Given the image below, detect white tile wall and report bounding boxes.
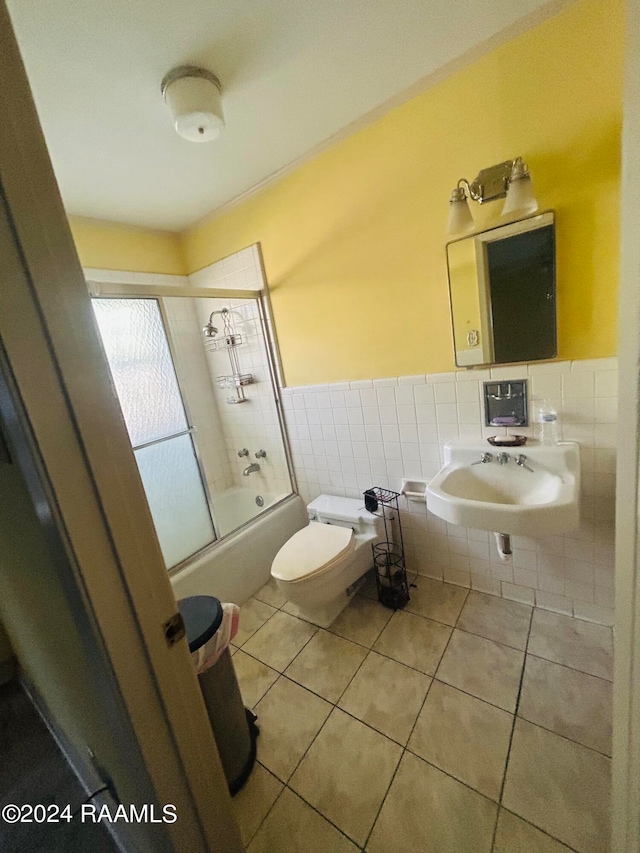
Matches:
[188,245,264,291]
[162,298,233,494]
[189,247,291,499]
[282,358,617,626]
[195,295,291,498]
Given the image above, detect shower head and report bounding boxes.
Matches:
[202,322,218,338]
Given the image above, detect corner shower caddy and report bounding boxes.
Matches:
[203,307,253,404]
[364,487,410,610]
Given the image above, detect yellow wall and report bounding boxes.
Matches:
[69,216,186,276]
[182,0,623,386]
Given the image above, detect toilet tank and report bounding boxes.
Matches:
[307,495,381,534]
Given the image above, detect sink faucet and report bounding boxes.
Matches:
[515,454,534,472]
[243,462,260,476]
[496,452,511,465]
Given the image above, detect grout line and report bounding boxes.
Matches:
[332,646,373,708]
[452,622,531,653]
[240,776,288,847]
[401,743,503,807]
[491,606,534,851]
[361,745,405,850]
[514,710,612,759]
[527,651,613,684]
[235,606,281,647]
[402,666,438,748]
[496,806,582,853]
[281,783,367,849]
[330,693,417,749]
[524,649,613,683]
[421,676,516,717]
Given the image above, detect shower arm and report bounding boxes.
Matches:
[205,308,244,327]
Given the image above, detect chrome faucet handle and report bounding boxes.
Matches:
[515,454,534,472]
[472,452,493,465]
[255,449,267,458]
[496,452,511,465]
[238,448,249,457]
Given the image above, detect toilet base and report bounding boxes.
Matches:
[283,589,354,629]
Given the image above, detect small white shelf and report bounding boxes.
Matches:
[401,479,427,503]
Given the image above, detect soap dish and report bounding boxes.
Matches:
[401,479,427,503]
[487,435,528,447]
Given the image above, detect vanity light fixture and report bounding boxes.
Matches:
[161,65,224,142]
[446,157,538,235]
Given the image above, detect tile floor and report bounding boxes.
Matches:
[230,574,613,853]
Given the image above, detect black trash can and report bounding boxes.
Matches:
[178,595,258,795]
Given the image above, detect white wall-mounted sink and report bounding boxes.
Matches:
[426,440,580,536]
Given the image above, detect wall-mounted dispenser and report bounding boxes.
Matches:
[483,380,528,427]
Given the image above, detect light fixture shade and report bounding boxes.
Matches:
[501,170,538,217]
[162,66,224,142]
[447,195,474,236]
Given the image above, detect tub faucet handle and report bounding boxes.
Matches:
[238,448,249,457]
[255,449,267,458]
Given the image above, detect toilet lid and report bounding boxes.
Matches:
[271,522,354,582]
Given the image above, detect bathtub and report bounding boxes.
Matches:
[170,492,308,605]
[211,486,288,538]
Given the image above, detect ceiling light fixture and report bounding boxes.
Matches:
[161,65,224,143]
[446,157,538,236]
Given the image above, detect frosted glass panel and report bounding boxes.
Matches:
[92,298,187,446]
[135,434,215,567]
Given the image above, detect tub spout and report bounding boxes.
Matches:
[243,463,260,476]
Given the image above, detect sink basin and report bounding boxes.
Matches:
[426,440,580,536]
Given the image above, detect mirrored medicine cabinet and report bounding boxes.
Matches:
[446,211,556,367]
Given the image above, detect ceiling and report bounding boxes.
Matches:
[8,0,557,231]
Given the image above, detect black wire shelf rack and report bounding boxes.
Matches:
[363,487,410,610]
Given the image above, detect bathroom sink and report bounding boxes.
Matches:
[426,440,580,536]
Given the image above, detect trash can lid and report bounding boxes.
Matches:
[178,596,223,653]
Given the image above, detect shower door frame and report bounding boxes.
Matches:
[86,280,299,566]
[91,294,220,565]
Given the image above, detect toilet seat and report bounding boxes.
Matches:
[271,522,354,583]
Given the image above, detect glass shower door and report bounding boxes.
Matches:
[92,297,216,568]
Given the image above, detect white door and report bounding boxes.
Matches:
[0,4,243,851]
[612,2,640,850]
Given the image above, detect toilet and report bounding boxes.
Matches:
[270,494,384,628]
